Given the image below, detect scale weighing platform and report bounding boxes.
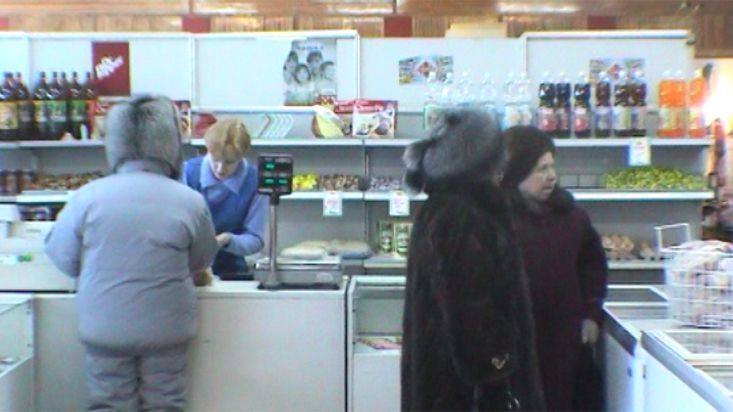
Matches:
[253,153,342,290]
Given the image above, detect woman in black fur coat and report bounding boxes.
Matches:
[401,108,545,412]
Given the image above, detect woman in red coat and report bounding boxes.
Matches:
[502,126,608,411]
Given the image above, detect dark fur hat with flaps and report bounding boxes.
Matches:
[403,107,504,192]
[105,94,183,179]
[501,126,555,189]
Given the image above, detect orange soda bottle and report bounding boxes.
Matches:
[658,71,675,137]
[688,69,707,138]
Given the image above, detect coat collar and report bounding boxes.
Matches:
[506,186,575,216]
[200,156,247,194]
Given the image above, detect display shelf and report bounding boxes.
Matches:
[607,260,665,271]
[554,138,712,148]
[569,190,714,201]
[15,192,72,204]
[363,139,419,147]
[354,341,401,357]
[363,192,427,201]
[285,191,364,200]
[364,256,663,272]
[363,255,407,269]
[191,106,322,114]
[188,138,364,147]
[0,196,17,203]
[3,137,708,150]
[18,140,105,148]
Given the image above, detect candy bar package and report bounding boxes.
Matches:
[173,100,192,137]
[352,100,398,138]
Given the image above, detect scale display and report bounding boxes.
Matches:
[257,154,293,196]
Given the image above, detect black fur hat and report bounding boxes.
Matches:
[402,107,504,192]
[502,126,555,189]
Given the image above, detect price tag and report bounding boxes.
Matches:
[323,191,343,217]
[628,137,651,166]
[389,190,410,216]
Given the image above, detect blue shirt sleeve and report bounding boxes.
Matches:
[222,193,268,256]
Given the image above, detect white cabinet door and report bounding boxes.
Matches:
[644,356,717,412]
[353,352,400,412]
[605,332,638,412]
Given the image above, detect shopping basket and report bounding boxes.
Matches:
[655,223,733,328]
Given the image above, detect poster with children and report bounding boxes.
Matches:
[283,39,337,106]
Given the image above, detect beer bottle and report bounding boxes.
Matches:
[33,72,51,140]
[69,72,85,140]
[48,72,68,140]
[0,72,19,142]
[14,73,33,141]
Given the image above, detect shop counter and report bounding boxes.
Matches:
[0,294,33,412]
[29,280,346,412]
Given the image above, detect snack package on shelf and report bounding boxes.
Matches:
[311,105,347,138]
[368,176,403,192]
[172,100,192,137]
[602,234,637,260]
[318,174,362,191]
[358,336,402,350]
[90,100,116,140]
[352,100,398,138]
[24,172,104,192]
[664,240,733,328]
[312,100,358,138]
[292,173,319,191]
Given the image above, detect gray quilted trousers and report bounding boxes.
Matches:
[83,344,189,412]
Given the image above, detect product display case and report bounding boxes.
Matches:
[0,294,34,412]
[642,330,733,412]
[347,276,404,412]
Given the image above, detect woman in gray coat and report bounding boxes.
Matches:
[45,95,219,411]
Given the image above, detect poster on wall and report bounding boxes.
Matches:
[283,39,337,106]
[589,58,645,83]
[92,42,131,96]
[398,55,454,85]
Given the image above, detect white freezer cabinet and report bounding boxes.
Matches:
[0,294,34,412]
[347,276,405,412]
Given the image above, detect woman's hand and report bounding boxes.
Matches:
[216,232,232,247]
[581,319,599,345]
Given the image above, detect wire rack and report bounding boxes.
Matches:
[656,223,733,328]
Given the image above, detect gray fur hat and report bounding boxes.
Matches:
[403,107,504,192]
[105,95,183,178]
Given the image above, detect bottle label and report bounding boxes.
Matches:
[537,107,557,132]
[519,105,533,127]
[631,106,647,132]
[613,106,631,131]
[34,101,49,123]
[0,102,19,130]
[689,107,706,131]
[595,106,612,132]
[573,107,590,133]
[70,100,86,122]
[18,101,33,124]
[49,101,68,123]
[658,107,674,131]
[503,105,521,130]
[556,107,571,131]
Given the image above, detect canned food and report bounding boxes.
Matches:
[394,222,413,258]
[378,220,394,255]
